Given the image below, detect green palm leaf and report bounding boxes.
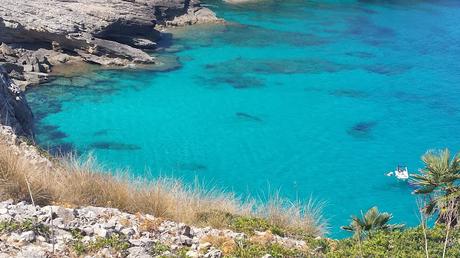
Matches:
[341,206,404,239]
[412,149,460,223]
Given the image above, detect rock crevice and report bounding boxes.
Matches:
[0,66,33,137]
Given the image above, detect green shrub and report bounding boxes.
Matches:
[328,226,460,257]
[151,242,170,256]
[70,231,130,255]
[228,240,308,258]
[0,219,50,238]
[231,216,285,236]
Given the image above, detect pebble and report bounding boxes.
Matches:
[19,231,35,242]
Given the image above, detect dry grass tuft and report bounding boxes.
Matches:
[0,141,326,237]
[0,146,53,205]
[257,193,328,237]
[201,234,237,255]
[249,231,275,246]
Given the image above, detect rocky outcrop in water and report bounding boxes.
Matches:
[0,66,33,137]
[0,0,221,87]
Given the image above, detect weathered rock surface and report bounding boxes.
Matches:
[0,66,33,137]
[0,0,221,87]
[0,201,307,258]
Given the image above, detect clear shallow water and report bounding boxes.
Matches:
[27,0,460,237]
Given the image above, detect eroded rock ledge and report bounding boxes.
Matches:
[0,0,221,88]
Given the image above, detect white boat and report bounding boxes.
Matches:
[386,165,409,180]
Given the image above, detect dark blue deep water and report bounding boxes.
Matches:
[26,0,460,236]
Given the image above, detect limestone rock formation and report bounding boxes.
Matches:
[0,0,221,86]
[0,65,33,137]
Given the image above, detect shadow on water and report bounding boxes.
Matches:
[196,74,265,89]
[345,51,376,59]
[47,131,68,140]
[365,64,412,75]
[347,121,378,139]
[345,16,395,46]
[330,89,370,99]
[89,142,141,151]
[392,91,459,116]
[236,112,263,122]
[218,24,330,47]
[304,86,373,100]
[200,58,351,89]
[211,58,349,74]
[177,163,208,172]
[93,129,109,136]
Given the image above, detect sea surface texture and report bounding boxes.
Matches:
[26,0,460,236]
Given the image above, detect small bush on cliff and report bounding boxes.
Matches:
[229,239,308,258]
[341,206,404,239]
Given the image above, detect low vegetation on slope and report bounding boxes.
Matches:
[0,138,326,240]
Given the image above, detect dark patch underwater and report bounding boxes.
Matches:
[89,141,141,151]
[347,121,378,139]
[236,112,263,122]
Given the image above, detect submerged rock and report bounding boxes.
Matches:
[236,112,263,122]
[89,141,141,151]
[178,162,208,171]
[347,121,378,138]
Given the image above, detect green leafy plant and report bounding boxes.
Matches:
[341,207,404,239]
[412,149,460,224]
[70,231,130,255]
[0,219,50,238]
[330,226,460,257]
[229,239,307,258]
[231,216,285,236]
[151,242,170,256]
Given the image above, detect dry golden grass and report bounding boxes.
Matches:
[257,193,327,237]
[249,231,275,246]
[0,141,327,237]
[201,234,237,255]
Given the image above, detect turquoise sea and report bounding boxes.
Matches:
[26,0,460,237]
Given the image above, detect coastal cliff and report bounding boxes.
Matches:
[0,0,220,88]
[0,66,33,137]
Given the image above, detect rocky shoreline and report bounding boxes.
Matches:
[0,0,222,89]
[0,0,223,138]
